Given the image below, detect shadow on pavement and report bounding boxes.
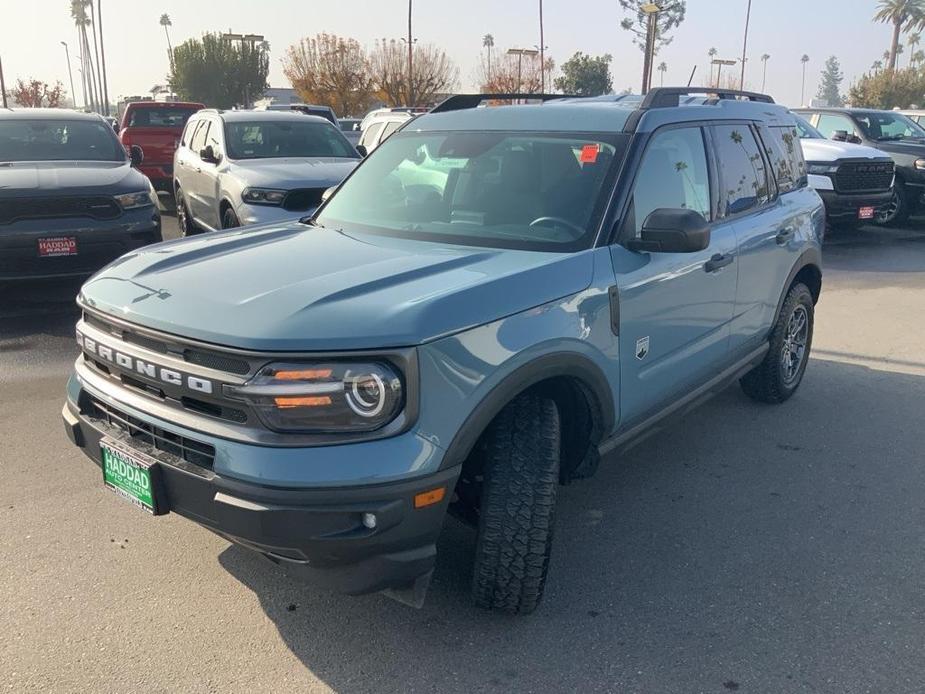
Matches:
[217,358,925,693]
[823,221,925,275]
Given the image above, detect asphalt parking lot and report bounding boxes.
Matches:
[2,213,924,693]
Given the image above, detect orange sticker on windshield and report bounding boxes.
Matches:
[580,144,600,163]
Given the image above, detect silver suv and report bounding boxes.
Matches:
[173,110,360,233]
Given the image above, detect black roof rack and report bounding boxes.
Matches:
[640,87,774,109]
[430,93,578,114]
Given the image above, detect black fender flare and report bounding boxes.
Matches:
[774,248,822,322]
[441,351,617,468]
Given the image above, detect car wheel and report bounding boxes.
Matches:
[222,207,240,229]
[176,189,198,237]
[740,282,814,404]
[471,393,560,615]
[874,183,909,226]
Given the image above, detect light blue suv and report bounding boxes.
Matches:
[63,88,823,615]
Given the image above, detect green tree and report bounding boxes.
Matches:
[169,32,269,108]
[553,52,613,96]
[849,66,925,108]
[618,1,687,54]
[874,0,925,70]
[816,55,844,106]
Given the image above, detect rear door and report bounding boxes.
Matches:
[611,124,738,425]
[183,119,213,225]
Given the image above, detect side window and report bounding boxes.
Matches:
[712,125,771,216]
[629,126,711,236]
[757,124,807,193]
[189,120,210,154]
[360,122,385,148]
[380,120,403,143]
[206,119,222,153]
[180,119,197,147]
[815,113,856,139]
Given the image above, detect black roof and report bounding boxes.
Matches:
[0,108,105,121]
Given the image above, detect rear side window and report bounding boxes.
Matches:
[360,122,385,148]
[758,125,807,193]
[712,125,771,216]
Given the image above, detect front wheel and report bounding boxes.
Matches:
[222,207,240,229]
[175,189,198,237]
[471,394,560,615]
[874,183,910,226]
[740,283,814,404]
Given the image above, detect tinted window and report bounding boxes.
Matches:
[225,120,357,159]
[360,122,385,148]
[814,113,857,139]
[189,120,210,153]
[316,131,626,252]
[793,115,823,139]
[630,127,711,235]
[758,124,807,193]
[127,107,198,128]
[380,120,403,142]
[853,110,925,141]
[0,119,124,162]
[713,125,771,215]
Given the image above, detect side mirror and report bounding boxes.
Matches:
[355,144,368,157]
[831,130,849,142]
[129,144,144,167]
[321,186,337,203]
[626,208,710,253]
[200,144,220,164]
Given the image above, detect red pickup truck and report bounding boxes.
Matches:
[119,101,203,193]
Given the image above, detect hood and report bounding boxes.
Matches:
[800,138,891,162]
[79,223,593,351]
[228,158,359,190]
[0,161,147,198]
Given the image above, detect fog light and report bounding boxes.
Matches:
[362,512,377,529]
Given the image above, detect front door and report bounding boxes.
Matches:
[611,125,738,426]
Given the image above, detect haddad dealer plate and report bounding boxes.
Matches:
[100,437,164,515]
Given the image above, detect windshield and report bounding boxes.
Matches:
[0,119,125,162]
[793,115,823,139]
[224,120,358,160]
[854,111,925,141]
[127,107,198,128]
[315,130,626,251]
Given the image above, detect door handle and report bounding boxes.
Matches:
[194,166,202,173]
[704,253,734,273]
[776,226,795,245]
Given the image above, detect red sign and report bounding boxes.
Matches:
[858,206,875,220]
[579,144,600,163]
[37,237,78,257]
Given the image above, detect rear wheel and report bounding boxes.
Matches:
[740,282,814,404]
[471,394,560,615]
[175,189,198,237]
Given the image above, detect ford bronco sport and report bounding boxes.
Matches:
[63,88,823,615]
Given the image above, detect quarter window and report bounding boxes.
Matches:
[360,122,385,148]
[629,126,711,236]
[712,125,771,216]
[758,124,807,193]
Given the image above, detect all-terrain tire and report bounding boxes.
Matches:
[472,394,560,615]
[175,188,198,237]
[740,282,814,404]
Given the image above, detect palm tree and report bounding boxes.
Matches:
[874,0,925,70]
[482,33,494,86]
[800,54,810,105]
[70,0,98,112]
[872,59,884,73]
[160,14,173,69]
[708,47,717,86]
[915,49,925,66]
[657,61,667,86]
[760,53,770,92]
[909,31,922,66]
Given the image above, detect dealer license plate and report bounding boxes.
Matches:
[858,206,875,220]
[38,236,78,256]
[101,437,162,515]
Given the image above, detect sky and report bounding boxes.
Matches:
[1,0,898,109]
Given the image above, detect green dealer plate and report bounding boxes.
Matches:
[101,437,162,515]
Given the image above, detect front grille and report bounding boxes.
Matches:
[282,188,325,211]
[83,394,215,470]
[0,195,121,225]
[835,161,894,193]
[183,348,251,375]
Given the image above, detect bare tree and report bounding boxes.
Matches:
[370,39,457,106]
[283,34,376,116]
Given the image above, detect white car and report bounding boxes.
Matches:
[793,114,895,228]
[173,110,360,233]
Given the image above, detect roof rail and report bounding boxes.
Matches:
[430,93,578,114]
[640,87,774,109]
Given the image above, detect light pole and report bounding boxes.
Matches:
[407,0,414,105]
[711,58,737,89]
[61,41,78,108]
[0,55,7,109]
[538,0,545,92]
[760,53,770,92]
[740,0,752,90]
[800,54,810,105]
[507,48,539,95]
[97,0,109,115]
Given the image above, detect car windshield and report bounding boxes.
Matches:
[0,118,125,162]
[853,111,925,141]
[793,115,823,139]
[315,130,626,252]
[127,107,198,128]
[225,120,358,160]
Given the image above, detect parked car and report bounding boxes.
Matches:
[792,114,894,229]
[119,101,203,193]
[898,108,925,125]
[357,111,416,154]
[795,107,925,225]
[359,106,428,132]
[0,109,161,281]
[254,103,339,127]
[340,118,361,146]
[173,109,360,233]
[64,88,822,615]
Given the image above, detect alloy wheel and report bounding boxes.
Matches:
[780,305,809,385]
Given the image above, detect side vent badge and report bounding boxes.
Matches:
[635,336,650,361]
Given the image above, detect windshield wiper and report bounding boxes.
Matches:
[877,135,905,141]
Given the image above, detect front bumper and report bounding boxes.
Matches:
[816,188,892,220]
[62,389,458,597]
[0,211,161,281]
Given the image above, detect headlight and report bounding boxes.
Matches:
[226,361,403,432]
[114,190,154,209]
[242,188,287,206]
[806,163,838,175]
[915,159,925,170]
